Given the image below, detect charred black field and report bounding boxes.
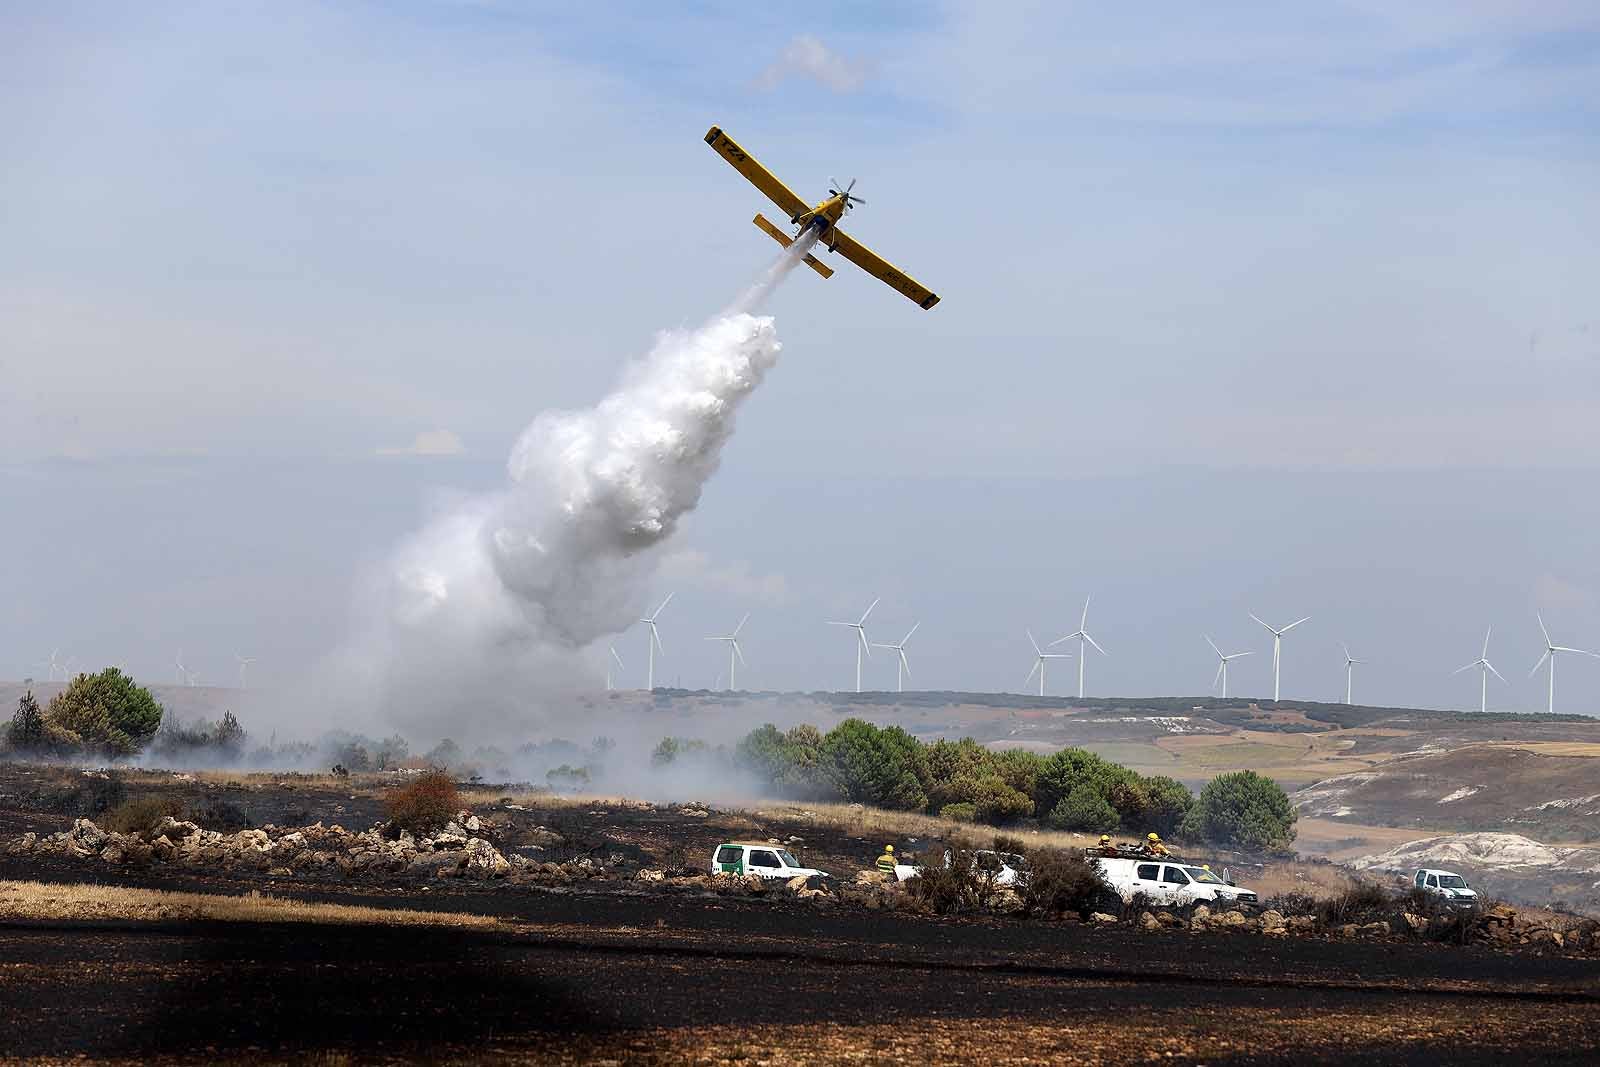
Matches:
[3,763,1599,1066]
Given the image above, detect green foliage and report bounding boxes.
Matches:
[1179,770,1297,852]
[939,802,977,822]
[7,690,46,751]
[1142,775,1194,836]
[1048,785,1120,831]
[816,719,928,811]
[546,764,591,790]
[374,734,410,770]
[44,669,163,756]
[651,736,710,767]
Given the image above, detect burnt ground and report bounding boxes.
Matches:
[5,766,1600,1064]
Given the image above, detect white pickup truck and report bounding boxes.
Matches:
[1413,868,1480,908]
[710,841,829,881]
[1092,855,1259,908]
[894,849,1030,886]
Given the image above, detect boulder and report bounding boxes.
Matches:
[1190,904,1212,927]
[1403,912,1427,934]
[638,869,667,883]
[234,829,271,851]
[1287,916,1316,933]
[1090,912,1119,924]
[1259,910,1285,931]
[8,832,38,855]
[1340,924,1360,938]
[463,838,511,879]
[1216,910,1250,929]
[267,867,293,878]
[1139,911,1161,932]
[71,819,109,852]
[154,817,200,841]
[1361,921,1391,937]
[1155,911,1180,928]
[525,828,563,849]
[99,844,126,865]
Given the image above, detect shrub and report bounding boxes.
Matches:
[384,770,459,837]
[1315,882,1391,927]
[939,802,977,822]
[103,795,184,835]
[1142,775,1194,836]
[903,847,1002,915]
[1048,785,1119,831]
[1179,770,1297,851]
[817,719,928,811]
[43,669,164,756]
[7,691,46,751]
[1018,848,1112,919]
[186,796,251,831]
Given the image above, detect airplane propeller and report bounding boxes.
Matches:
[827,176,867,211]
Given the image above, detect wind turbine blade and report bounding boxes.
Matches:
[899,650,911,677]
[1047,635,1072,647]
[1232,650,1254,659]
[652,624,664,653]
[1453,662,1476,675]
[1554,646,1597,656]
[734,641,746,665]
[1027,629,1041,655]
[1282,617,1310,633]
[1249,613,1272,632]
[826,621,852,627]
[1205,635,1222,658]
[652,592,674,620]
[1530,649,1550,677]
[734,612,749,637]
[1538,613,1551,647]
[1342,643,1351,661]
[902,621,919,645]
[610,646,624,666]
[1213,662,1224,688]
[1482,626,1492,659]
[858,597,880,625]
[859,629,872,657]
[1025,659,1040,684]
[1080,595,1091,630]
[1083,632,1108,656]
[1486,661,1506,683]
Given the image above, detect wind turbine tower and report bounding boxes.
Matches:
[638,593,673,690]
[1341,644,1364,705]
[1250,613,1310,701]
[827,597,878,693]
[1454,626,1504,714]
[872,622,919,694]
[236,654,256,689]
[1204,636,1253,699]
[1049,596,1107,698]
[705,613,749,690]
[1530,614,1598,715]
[1025,630,1072,697]
[605,645,623,691]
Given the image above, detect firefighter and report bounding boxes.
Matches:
[875,844,897,877]
[1097,833,1119,856]
[1144,832,1170,857]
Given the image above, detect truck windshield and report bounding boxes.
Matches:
[1437,875,1468,889]
[778,850,801,868]
[1183,867,1224,884]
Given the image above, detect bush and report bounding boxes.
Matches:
[103,795,184,835]
[1315,882,1391,927]
[939,802,977,822]
[384,770,459,836]
[43,670,164,756]
[186,796,251,831]
[1018,848,1112,919]
[1179,770,1297,851]
[903,847,1003,915]
[7,691,46,751]
[1048,785,1120,831]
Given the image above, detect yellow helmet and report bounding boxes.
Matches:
[884,844,894,853]
[1099,834,1111,843]
[1148,833,1160,842]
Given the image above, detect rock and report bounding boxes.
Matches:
[1262,925,1288,937]
[1259,909,1285,931]
[678,807,709,818]
[267,867,293,878]
[1155,911,1180,927]
[1090,912,1119,924]
[1340,924,1360,938]
[1288,915,1316,933]
[1361,921,1391,937]
[234,829,271,851]
[1139,911,1161,931]
[8,832,37,854]
[1191,904,1212,926]
[638,869,667,883]
[464,815,482,833]
[463,838,511,879]
[430,829,468,851]
[99,844,126,865]
[154,817,200,841]
[525,828,563,848]
[122,841,153,866]
[1217,910,1250,929]
[71,819,108,851]
[1403,912,1427,934]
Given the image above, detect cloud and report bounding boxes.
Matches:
[376,429,466,457]
[753,35,872,94]
[658,548,788,605]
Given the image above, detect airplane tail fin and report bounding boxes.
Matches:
[753,214,833,279]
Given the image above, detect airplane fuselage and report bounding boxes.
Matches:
[791,194,850,246]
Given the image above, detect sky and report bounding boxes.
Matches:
[4,2,1600,734]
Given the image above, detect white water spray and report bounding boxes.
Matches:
[344,231,822,731]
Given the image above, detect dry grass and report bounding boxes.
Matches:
[1245,860,1363,901]
[750,800,1116,853]
[0,880,502,929]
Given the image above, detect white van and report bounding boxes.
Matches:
[1413,868,1479,908]
[709,841,828,881]
[1093,856,1259,908]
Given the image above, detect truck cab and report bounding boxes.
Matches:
[1414,868,1479,908]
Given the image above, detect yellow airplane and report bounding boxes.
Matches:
[704,126,940,310]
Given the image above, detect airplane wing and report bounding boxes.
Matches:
[828,228,940,309]
[705,126,809,222]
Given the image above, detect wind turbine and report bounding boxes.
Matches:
[638,593,673,690]
[1530,614,1598,715]
[705,613,749,690]
[1341,644,1364,705]
[605,645,624,691]
[1454,626,1504,714]
[236,654,256,689]
[827,597,878,693]
[1049,596,1107,698]
[1204,636,1253,699]
[175,650,189,687]
[1024,630,1072,697]
[872,622,919,693]
[42,649,64,682]
[1250,613,1310,701]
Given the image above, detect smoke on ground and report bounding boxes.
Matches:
[326,231,823,748]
